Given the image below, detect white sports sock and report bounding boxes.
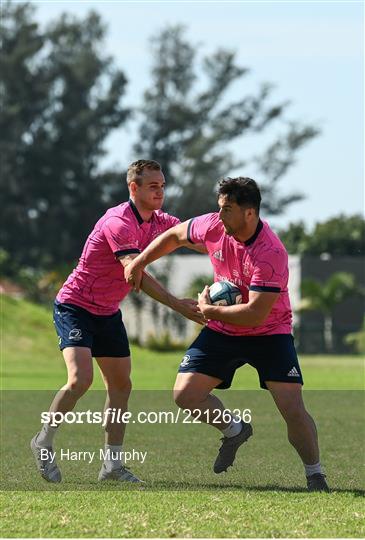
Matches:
[37,424,58,447]
[304,462,323,476]
[104,444,123,471]
[221,416,242,438]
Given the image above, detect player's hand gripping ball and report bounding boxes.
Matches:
[208,281,242,306]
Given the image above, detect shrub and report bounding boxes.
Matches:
[144,331,187,352]
[344,317,365,354]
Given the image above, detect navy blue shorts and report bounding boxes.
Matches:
[178,327,303,390]
[53,301,130,358]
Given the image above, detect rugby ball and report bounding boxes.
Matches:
[208,281,242,306]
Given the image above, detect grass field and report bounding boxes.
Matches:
[1,295,364,538]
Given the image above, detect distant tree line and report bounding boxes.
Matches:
[1,2,130,271]
[1,2,320,274]
[278,215,365,257]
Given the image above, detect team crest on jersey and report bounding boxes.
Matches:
[242,262,251,277]
[213,250,224,262]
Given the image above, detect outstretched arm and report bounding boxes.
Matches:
[119,252,204,325]
[124,221,192,292]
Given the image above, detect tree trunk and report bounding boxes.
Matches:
[324,315,333,352]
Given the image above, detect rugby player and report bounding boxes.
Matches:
[31,160,205,484]
[125,176,330,492]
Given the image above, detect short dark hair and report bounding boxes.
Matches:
[217,177,261,213]
[126,160,162,185]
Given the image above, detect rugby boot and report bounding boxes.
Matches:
[214,420,253,473]
[307,473,330,492]
[98,464,144,484]
[30,433,61,483]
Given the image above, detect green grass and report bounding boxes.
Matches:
[2,490,364,538]
[2,295,363,391]
[1,295,364,538]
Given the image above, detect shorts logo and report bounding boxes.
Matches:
[68,328,82,341]
[287,367,300,377]
[180,354,190,368]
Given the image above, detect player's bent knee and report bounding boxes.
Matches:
[107,377,132,395]
[68,374,93,396]
[173,388,201,410]
[174,394,191,410]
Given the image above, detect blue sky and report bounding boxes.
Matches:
[30,0,363,229]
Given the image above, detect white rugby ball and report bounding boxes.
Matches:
[209,281,242,306]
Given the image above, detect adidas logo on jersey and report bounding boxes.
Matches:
[213,250,224,262]
[287,367,300,377]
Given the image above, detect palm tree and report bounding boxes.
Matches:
[345,316,365,354]
[299,272,362,352]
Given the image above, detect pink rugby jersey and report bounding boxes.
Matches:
[57,200,180,315]
[188,213,293,336]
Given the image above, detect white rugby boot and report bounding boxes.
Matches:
[30,433,61,483]
[98,463,144,484]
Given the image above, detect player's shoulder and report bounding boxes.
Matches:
[259,221,288,255]
[191,212,221,230]
[97,202,135,230]
[107,201,131,218]
[188,213,222,244]
[153,209,180,226]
